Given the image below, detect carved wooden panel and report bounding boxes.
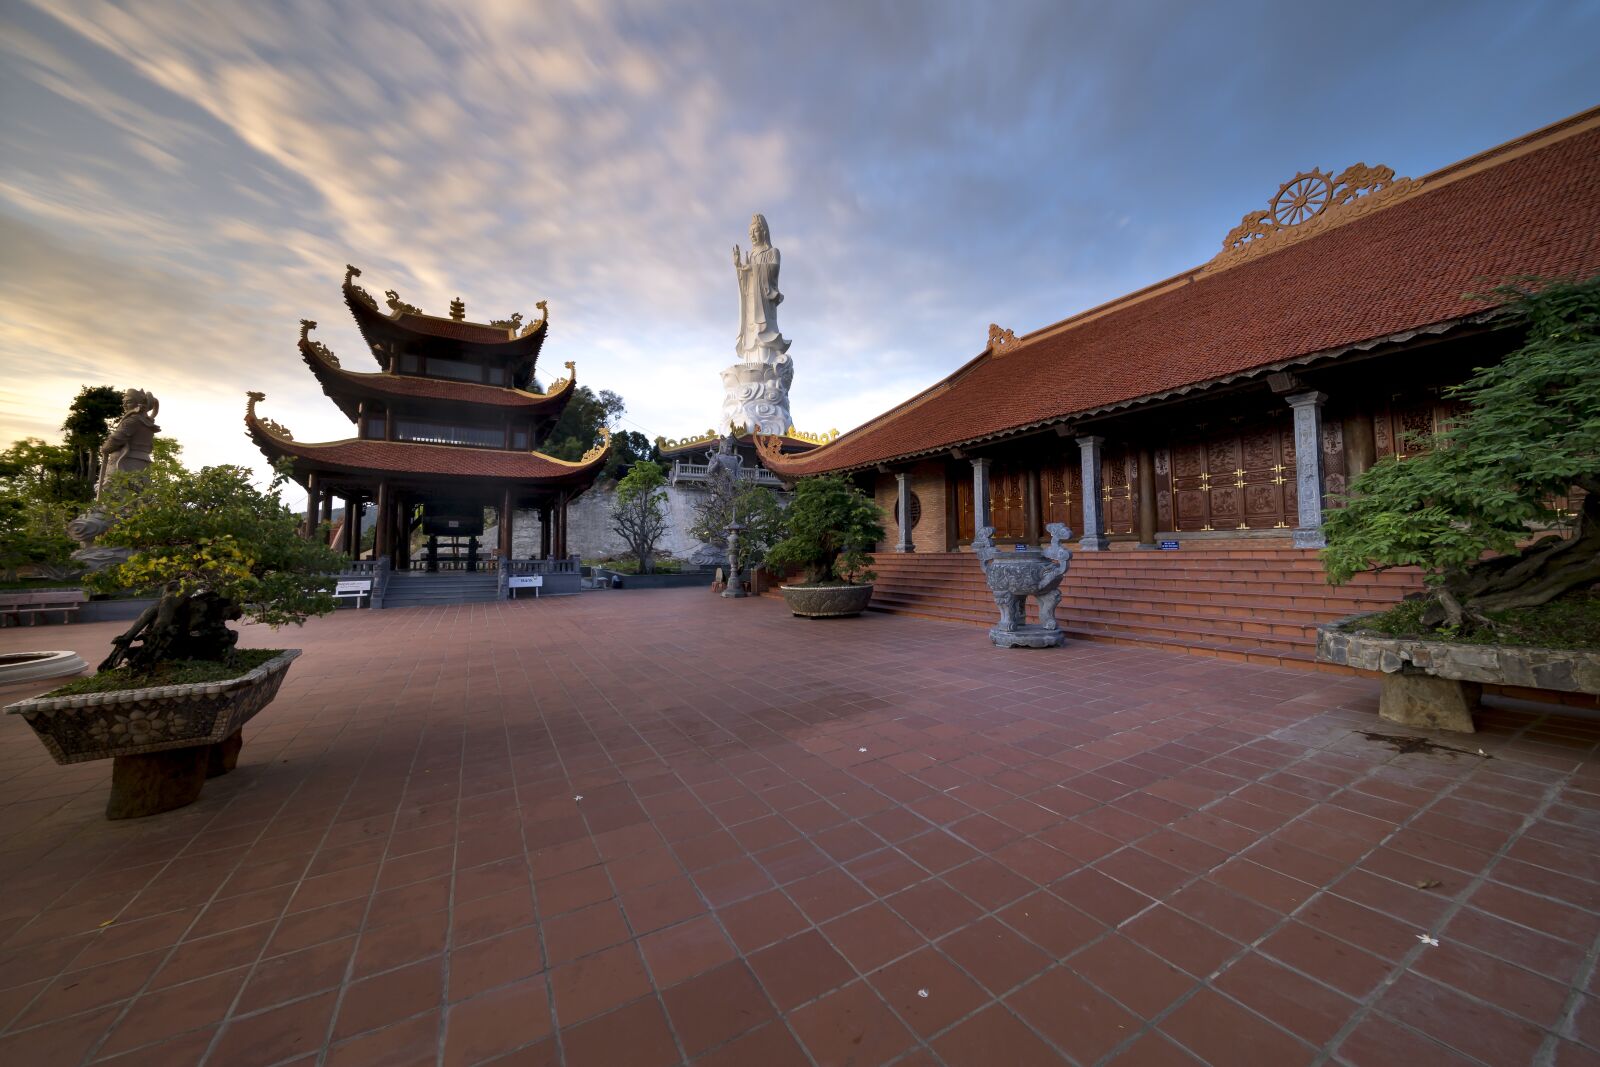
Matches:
[1155,449,1173,529]
[953,474,974,543]
[1041,458,1083,539]
[1169,417,1294,531]
[1103,446,1135,535]
[991,464,1028,541]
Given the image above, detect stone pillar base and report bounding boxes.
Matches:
[1293,527,1327,549]
[1379,674,1480,734]
[1077,536,1110,551]
[895,543,915,553]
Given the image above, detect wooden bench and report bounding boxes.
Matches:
[0,589,85,627]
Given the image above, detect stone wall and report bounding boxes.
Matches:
[509,482,718,563]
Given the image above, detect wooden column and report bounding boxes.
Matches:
[343,494,360,556]
[539,504,552,560]
[1024,468,1042,543]
[304,473,322,539]
[1137,447,1157,546]
[1343,412,1377,481]
[500,488,514,560]
[320,490,334,530]
[374,480,392,561]
[557,493,569,558]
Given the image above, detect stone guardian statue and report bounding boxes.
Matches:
[721,213,795,434]
[67,388,162,572]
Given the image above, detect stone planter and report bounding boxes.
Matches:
[0,651,87,685]
[5,649,301,818]
[1316,614,1600,733]
[780,584,875,618]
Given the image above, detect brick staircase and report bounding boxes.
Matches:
[865,547,1423,668]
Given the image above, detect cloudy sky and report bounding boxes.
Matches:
[2,1,1597,506]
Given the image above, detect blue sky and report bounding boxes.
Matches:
[2,1,1597,501]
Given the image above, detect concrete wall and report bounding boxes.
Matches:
[509,481,718,562]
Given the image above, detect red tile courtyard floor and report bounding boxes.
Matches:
[1,588,1598,1067]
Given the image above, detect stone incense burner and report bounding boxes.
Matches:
[974,523,1073,648]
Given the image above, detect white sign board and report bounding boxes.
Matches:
[508,575,544,589]
[335,580,372,596]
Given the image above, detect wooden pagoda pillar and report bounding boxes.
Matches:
[343,493,361,557]
[539,504,552,560]
[556,493,569,559]
[304,472,322,539]
[374,480,392,561]
[1136,447,1158,546]
[500,488,515,561]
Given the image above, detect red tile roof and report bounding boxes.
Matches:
[245,395,608,485]
[763,108,1600,476]
[299,336,575,416]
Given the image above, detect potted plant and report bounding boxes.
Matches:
[5,460,345,818]
[1318,277,1600,730]
[765,475,886,617]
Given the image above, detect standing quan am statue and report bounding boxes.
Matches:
[974,523,1073,648]
[66,388,161,572]
[722,213,794,434]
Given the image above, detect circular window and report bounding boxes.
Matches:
[894,491,922,530]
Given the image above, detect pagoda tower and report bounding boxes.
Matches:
[245,265,610,571]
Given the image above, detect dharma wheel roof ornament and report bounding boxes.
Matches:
[1204,162,1423,274]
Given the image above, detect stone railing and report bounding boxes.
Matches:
[669,461,784,488]
[497,556,580,598]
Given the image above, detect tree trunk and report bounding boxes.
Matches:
[99,589,242,673]
[1428,489,1600,630]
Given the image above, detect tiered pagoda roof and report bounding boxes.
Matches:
[758,106,1600,477]
[246,268,610,491]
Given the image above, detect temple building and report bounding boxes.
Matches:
[246,266,610,574]
[756,106,1600,668]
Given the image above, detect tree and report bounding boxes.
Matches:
[88,461,346,672]
[543,386,625,460]
[61,386,124,495]
[0,438,77,504]
[610,460,669,574]
[765,475,886,586]
[0,490,77,580]
[690,476,786,575]
[1324,276,1600,632]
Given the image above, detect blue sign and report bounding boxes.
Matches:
[1159,540,1180,550]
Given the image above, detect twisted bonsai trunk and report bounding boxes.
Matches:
[99,584,242,673]
[1424,479,1600,631]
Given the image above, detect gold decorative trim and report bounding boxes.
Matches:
[1203,163,1425,274]
[385,290,423,316]
[343,264,379,310]
[544,360,576,394]
[521,300,549,337]
[581,427,611,464]
[298,319,339,367]
[245,391,294,440]
[784,427,840,445]
[752,433,790,467]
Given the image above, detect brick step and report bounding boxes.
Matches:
[868,588,1388,629]
[871,559,1419,585]
[868,589,1325,642]
[872,570,1409,602]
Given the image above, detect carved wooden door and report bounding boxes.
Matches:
[1170,420,1294,532]
[953,474,974,543]
[991,464,1028,540]
[1103,446,1135,535]
[1041,458,1083,539]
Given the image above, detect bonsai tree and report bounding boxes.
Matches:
[88,461,346,673]
[765,475,886,586]
[610,460,669,574]
[1324,276,1600,633]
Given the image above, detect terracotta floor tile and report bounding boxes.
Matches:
[823,901,925,973]
[559,995,681,1067]
[659,960,776,1055]
[639,914,736,988]
[1068,933,1197,1019]
[549,942,651,1025]
[1160,987,1315,1066]
[211,990,340,1067]
[3,593,1596,1065]
[333,957,445,1041]
[869,947,989,1037]
[788,980,916,1067]
[443,977,553,1067]
[933,1003,1063,1067]
[749,930,856,1010]
[1008,966,1140,1063]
